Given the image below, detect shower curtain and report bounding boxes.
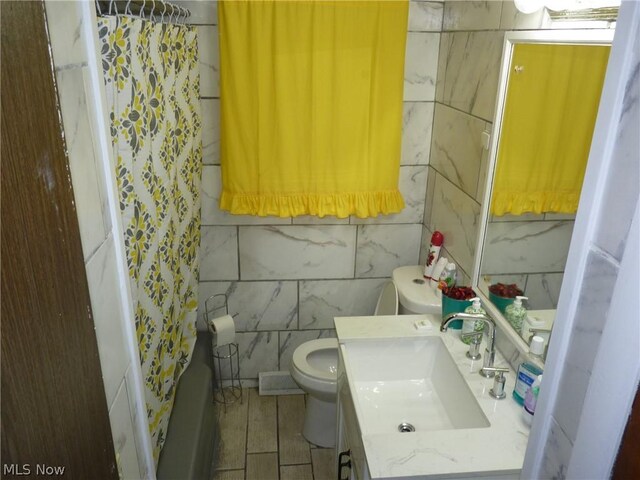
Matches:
[98,16,202,461]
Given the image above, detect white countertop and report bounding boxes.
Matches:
[527,309,555,329]
[335,314,530,479]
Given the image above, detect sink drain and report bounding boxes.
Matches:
[412,278,425,285]
[398,422,415,433]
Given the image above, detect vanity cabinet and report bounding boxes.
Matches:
[336,348,370,480]
[334,315,528,480]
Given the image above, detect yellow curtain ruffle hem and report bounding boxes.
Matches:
[219,189,405,219]
[218,0,408,219]
[491,191,581,217]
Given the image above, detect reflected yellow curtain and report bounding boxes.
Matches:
[219,0,408,218]
[491,44,610,216]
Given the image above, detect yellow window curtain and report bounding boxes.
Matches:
[491,43,610,216]
[219,0,408,218]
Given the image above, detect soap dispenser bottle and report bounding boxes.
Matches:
[461,297,486,345]
[513,339,544,406]
[505,296,528,332]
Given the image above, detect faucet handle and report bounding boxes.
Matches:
[481,366,509,376]
[481,367,509,399]
[461,332,483,360]
[528,328,552,343]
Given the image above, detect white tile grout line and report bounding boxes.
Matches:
[276,394,282,478]
[243,390,250,479]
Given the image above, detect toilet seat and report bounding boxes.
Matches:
[291,338,338,402]
[374,281,399,316]
[288,281,401,448]
[291,338,338,382]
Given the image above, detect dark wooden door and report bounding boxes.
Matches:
[612,386,640,479]
[1,1,118,478]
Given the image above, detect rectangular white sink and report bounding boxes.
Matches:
[343,336,490,435]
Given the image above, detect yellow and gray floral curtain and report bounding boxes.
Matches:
[98,16,202,461]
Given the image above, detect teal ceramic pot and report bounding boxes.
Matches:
[441,295,473,330]
[489,292,516,314]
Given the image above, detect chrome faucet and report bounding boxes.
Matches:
[440,312,497,378]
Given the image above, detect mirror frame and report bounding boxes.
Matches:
[472,29,615,366]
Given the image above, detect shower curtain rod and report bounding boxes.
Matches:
[95,0,191,24]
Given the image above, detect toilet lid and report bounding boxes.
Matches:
[292,338,338,383]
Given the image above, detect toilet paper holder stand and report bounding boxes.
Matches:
[205,294,242,410]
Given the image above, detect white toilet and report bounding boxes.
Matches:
[289,268,440,447]
[391,265,441,314]
[290,281,399,447]
[290,338,339,447]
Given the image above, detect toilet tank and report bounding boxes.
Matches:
[392,266,441,315]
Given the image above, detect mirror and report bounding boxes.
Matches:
[473,30,614,363]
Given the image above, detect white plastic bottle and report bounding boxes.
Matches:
[430,257,448,290]
[436,262,457,299]
[423,231,444,280]
[529,335,545,362]
[462,297,486,344]
[438,262,457,290]
[522,374,543,426]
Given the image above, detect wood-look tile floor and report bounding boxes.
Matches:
[214,389,335,480]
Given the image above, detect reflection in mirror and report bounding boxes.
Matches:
[477,38,611,357]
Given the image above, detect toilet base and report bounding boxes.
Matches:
[302,395,336,448]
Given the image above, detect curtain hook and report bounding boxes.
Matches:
[95,0,103,15]
[112,0,119,15]
[149,0,156,21]
[161,1,167,22]
[169,4,175,23]
[125,0,132,16]
[139,0,146,19]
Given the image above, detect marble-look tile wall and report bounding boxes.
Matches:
[422,2,508,282]
[45,2,146,478]
[482,214,574,309]
[197,2,442,380]
[422,0,612,286]
[421,3,637,477]
[423,4,630,475]
[542,15,639,477]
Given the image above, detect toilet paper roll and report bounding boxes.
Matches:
[210,314,236,346]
